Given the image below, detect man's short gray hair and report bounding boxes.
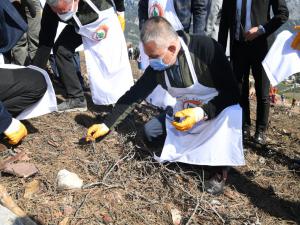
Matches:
[46,0,72,6]
[140,16,178,49]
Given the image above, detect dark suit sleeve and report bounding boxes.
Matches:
[217,0,230,52]
[114,0,125,12]
[0,101,12,134]
[263,0,289,36]
[138,0,149,30]
[103,67,159,129]
[201,40,240,119]
[191,0,208,35]
[32,4,58,69]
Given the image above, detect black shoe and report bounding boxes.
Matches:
[254,130,266,145]
[242,124,251,140]
[57,97,87,112]
[204,177,225,196]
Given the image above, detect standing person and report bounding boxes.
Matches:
[11,0,43,65]
[86,17,244,195]
[218,0,289,144]
[0,0,28,63]
[281,94,285,105]
[33,0,133,112]
[204,0,223,40]
[138,0,208,108]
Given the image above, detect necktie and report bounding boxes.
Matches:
[240,0,247,41]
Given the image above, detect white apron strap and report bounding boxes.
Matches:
[164,37,198,89]
[73,0,101,27]
[0,54,4,65]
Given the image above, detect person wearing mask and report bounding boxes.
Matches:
[86,17,245,195]
[33,0,133,112]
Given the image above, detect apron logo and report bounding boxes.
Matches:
[182,100,203,109]
[149,2,164,17]
[93,25,109,41]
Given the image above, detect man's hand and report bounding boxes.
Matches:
[291,25,300,50]
[22,0,36,18]
[86,123,110,141]
[117,11,125,32]
[172,107,205,131]
[244,27,262,41]
[4,119,28,145]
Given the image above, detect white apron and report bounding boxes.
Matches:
[142,0,183,108]
[154,38,245,166]
[0,54,4,65]
[73,0,133,105]
[0,64,57,120]
[262,30,300,86]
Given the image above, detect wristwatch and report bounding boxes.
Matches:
[258,25,266,35]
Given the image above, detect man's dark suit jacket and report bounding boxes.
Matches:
[218,0,289,53]
[0,0,27,53]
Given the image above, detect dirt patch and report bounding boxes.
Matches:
[0,61,299,225]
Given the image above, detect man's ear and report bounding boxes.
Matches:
[168,44,177,55]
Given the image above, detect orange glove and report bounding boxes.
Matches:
[86,123,109,141]
[4,118,28,145]
[291,25,300,50]
[172,107,205,131]
[117,11,125,32]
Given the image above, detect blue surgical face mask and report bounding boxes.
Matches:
[149,57,170,71]
[57,0,76,21]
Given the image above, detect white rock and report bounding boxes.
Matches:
[57,169,83,190]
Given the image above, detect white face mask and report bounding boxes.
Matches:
[57,0,77,21]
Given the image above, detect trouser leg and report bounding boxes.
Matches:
[53,25,83,98]
[0,68,47,117]
[11,1,28,65]
[232,42,251,126]
[251,40,270,131]
[144,113,166,146]
[252,60,270,131]
[26,0,42,63]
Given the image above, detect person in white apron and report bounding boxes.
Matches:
[32,0,133,111]
[138,0,208,109]
[86,17,244,195]
[0,66,50,145]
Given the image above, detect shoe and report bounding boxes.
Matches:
[204,176,225,196]
[242,124,251,140]
[204,167,229,196]
[57,97,87,112]
[254,129,266,145]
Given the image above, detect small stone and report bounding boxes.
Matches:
[4,163,38,178]
[258,157,266,164]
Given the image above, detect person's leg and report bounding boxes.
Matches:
[26,0,42,64]
[10,1,28,65]
[251,40,270,144]
[232,42,251,136]
[53,25,87,112]
[144,113,166,147]
[0,68,47,117]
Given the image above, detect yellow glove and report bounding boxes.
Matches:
[86,123,110,141]
[291,26,300,50]
[172,107,205,131]
[117,11,125,32]
[4,118,28,145]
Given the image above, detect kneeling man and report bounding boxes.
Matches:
[86,17,245,195]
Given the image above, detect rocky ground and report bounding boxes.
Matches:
[0,61,299,225]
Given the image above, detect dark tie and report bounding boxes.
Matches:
[240,0,247,41]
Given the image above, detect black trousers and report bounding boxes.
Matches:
[232,39,270,131]
[53,25,83,98]
[0,67,47,117]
